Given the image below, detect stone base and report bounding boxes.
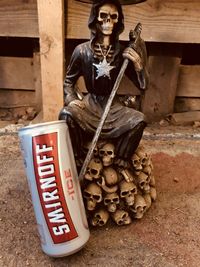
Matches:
[79,142,156,226]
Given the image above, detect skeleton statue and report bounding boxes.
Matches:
[59,0,149,167]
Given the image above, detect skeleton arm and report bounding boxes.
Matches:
[124,38,149,90]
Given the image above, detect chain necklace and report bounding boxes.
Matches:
[93,44,115,80]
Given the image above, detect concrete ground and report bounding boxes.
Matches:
[0,124,200,267]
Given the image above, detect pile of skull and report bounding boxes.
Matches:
[80,141,156,227]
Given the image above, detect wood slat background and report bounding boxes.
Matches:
[1,0,200,43]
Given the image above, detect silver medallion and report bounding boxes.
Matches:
[93,57,115,79]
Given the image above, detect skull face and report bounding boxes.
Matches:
[91,209,109,227]
[130,195,147,219]
[112,209,132,225]
[104,192,120,212]
[131,153,143,174]
[84,158,103,181]
[135,146,149,167]
[99,143,115,166]
[97,4,119,35]
[83,183,102,211]
[120,180,137,206]
[137,172,151,193]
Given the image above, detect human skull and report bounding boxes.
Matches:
[130,195,147,219]
[131,153,143,174]
[137,172,151,193]
[91,209,109,227]
[135,146,149,167]
[84,158,103,181]
[97,4,119,35]
[119,180,137,206]
[104,192,120,212]
[112,209,132,225]
[99,143,115,166]
[83,183,102,211]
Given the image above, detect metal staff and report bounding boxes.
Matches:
[79,23,142,182]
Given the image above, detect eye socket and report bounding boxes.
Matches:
[140,181,145,187]
[93,194,101,201]
[100,12,108,19]
[99,220,105,226]
[113,197,119,203]
[131,188,136,194]
[121,191,128,197]
[107,151,113,155]
[110,14,118,20]
[84,191,91,198]
[118,219,124,225]
[91,169,98,175]
[104,198,111,204]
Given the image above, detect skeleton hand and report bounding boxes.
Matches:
[123,47,142,71]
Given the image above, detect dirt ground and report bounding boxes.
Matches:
[0,124,200,267]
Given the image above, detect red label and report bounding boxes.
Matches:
[32,132,78,244]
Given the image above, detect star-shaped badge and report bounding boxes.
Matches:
[93,57,115,79]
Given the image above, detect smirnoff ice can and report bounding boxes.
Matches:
[18,120,90,257]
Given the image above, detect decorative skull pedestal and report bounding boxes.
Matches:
[81,143,157,227]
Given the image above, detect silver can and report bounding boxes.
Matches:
[19,121,90,257]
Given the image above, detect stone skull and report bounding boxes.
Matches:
[91,209,109,227]
[119,180,137,206]
[131,153,143,174]
[104,192,120,212]
[130,194,147,219]
[83,183,102,211]
[84,158,103,181]
[112,209,132,225]
[137,172,151,193]
[99,143,115,166]
[135,146,149,167]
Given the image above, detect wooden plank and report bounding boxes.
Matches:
[0,89,35,108]
[37,0,65,122]
[1,0,200,43]
[33,52,42,112]
[142,45,182,121]
[176,65,200,97]
[0,0,38,37]
[169,111,200,125]
[66,0,200,43]
[0,57,34,90]
[174,97,200,113]
[76,75,141,95]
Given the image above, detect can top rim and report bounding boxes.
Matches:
[18,120,66,132]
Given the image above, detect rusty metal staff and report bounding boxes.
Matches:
[79,23,142,182]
